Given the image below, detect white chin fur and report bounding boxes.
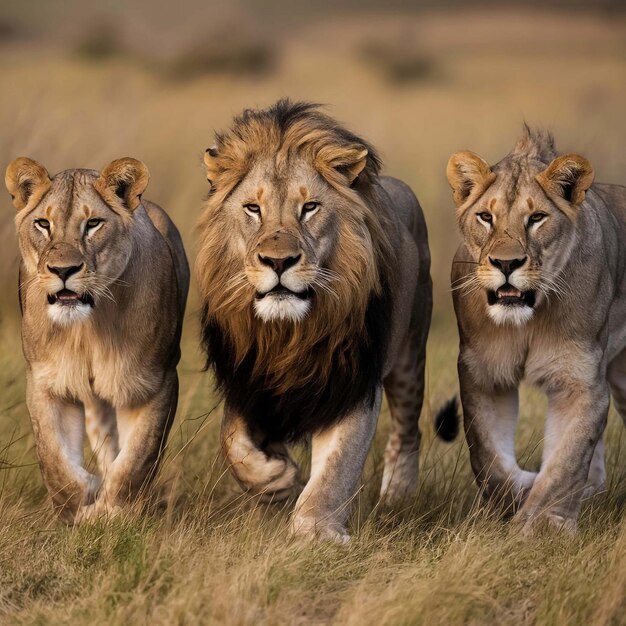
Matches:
[487,304,534,326]
[254,296,311,322]
[47,302,93,326]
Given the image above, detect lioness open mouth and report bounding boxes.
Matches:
[487,284,536,308]
[47,289,95,307]
[255,285,312,301]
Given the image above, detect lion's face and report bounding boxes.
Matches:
[448,149,594,326]
[221,158,346,322]
[7,157,150,326]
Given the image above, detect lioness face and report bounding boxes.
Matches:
[221,159,343,323]
[7,158,149,326]
[448,150,593,326]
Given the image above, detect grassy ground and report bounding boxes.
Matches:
[0,6,625,625]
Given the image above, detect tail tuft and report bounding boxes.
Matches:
[434,396,460,442]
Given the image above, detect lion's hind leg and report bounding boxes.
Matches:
[84,396,119,476]
[582,435,606,499]
[75,371,178,523]
[380,287,431,505]
[608,348,626,429]
[221,407,302,503]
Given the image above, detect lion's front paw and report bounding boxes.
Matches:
[512,510,577,537]
[257,480,304,504]
[582,479,606,500]
[73,500,123,525]
[290,514,351,544]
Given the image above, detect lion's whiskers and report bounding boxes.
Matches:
[452,273,483,296]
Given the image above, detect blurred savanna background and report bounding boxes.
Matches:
[0,1,625,623]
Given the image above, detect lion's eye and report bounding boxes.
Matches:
[302,201,319,216]
[477,212,493,224]
[86,218,103,229]
[34,218,50,230]
[244,203,261,215]
[528,212,547,224]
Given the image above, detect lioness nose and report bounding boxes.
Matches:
[47,263,83,282]
[258,253,302,276]
[488,256,527,277]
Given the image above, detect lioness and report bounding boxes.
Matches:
[447,127,626,533]
[197,100,432,542]
[6,157,189,523]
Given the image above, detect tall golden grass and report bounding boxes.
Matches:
[0,6,625,624]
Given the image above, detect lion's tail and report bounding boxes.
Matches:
[434,396,460,442]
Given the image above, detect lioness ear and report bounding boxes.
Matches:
[95,158,150,211]
[5,157,51,210]
[536,154,594,207]
[317,145,369,184]
[446,151,495,207]
[203,146,219,185]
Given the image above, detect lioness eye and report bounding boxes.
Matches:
[477,212,492,223]
[87,218,103,228]
[302,201,319,214]
[529,212,547,223]
[244,203,261,214]
[34,218,50,230]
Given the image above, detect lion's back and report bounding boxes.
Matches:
[143,200,190,317]
[379,175,431,281]
[594,183,626,232]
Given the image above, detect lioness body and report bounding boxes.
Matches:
[8,160,189,523]
[197,101,432,541]
[448,130,626,533]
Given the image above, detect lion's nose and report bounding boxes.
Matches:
[47,263,84,282]
[258,253,302,276]
[488,256,527,278]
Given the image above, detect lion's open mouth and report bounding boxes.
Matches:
[487,284,536,308]
[47,289,95,307]
[255,285,312,301]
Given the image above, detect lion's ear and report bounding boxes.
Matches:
[446,151,495,207]
[536,154,594,207]
[203,146,220,185]
[95,158,150,211]
[5,157,51,210]
[317,145,369,185]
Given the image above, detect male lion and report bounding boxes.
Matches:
[197,100,432,542]
[6,157,189,523]
[447,127,626,534]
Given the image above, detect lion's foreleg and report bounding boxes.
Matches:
[543,393,606,501]
[75,371,177,522]
[26,377,99,523]
[291,387,381,543]
[514,383,608,534]
[221,406,302,502]
[459,358,536,509]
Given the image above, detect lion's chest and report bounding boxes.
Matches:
[462,328,600,393]
[29,333,160,407]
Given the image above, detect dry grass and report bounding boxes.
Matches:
[1,6,626,625]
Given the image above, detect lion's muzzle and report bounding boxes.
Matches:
[252,231,313,322]
[40,242,94,324]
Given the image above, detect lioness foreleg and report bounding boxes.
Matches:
[459,359,536,508]
[26,378,99,523]
[542,394,606,500]
[75,371,178,521]
[514,383,608,534]
[291,387,381,543]
[221,406,302,502]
